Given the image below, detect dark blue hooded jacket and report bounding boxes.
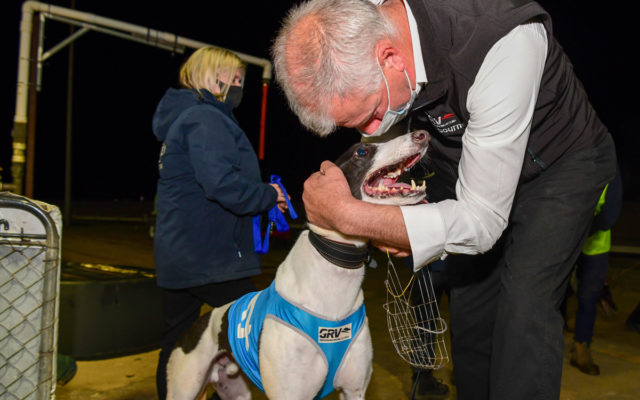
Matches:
[152,88,277,289]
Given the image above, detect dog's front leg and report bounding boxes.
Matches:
[334,319,373,400]
[259,319,328,399]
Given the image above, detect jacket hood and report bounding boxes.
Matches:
[152,88,230,141]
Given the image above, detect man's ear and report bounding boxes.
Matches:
[375,39,406,72]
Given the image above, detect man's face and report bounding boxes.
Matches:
[328,66,412,135]
[329,90,384,134]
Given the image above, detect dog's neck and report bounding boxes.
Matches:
[307,228,369,269]
[307,224,367,247]
[307,224,369,269]
[273,224,368,319]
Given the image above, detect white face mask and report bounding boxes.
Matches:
[360,60,418,137]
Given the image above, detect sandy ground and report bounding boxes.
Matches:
[52,200,640,399]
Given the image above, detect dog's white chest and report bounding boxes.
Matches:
[227,281,367,398]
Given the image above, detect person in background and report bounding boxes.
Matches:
[151,46,286,400]
[271,0,616,398]
[568,166,622,375]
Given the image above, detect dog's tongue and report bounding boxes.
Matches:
[382,177,401,186]
[374,179,423,196]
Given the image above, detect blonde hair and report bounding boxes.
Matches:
[179,46,246,100]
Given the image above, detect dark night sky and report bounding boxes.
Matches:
[3,1,639,206]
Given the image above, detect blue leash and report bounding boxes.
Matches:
[253,175,298,254]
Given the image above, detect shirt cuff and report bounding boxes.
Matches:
[400,204,446,270]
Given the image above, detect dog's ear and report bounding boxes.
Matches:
[335,143,362,168]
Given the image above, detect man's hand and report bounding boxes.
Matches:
[372,241,412,258]
[304,160,412,255]
[302,160,355,230]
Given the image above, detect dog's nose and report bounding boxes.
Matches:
[411,130,430,144]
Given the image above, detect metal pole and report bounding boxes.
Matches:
[63,0,75,226]
[25,13,41,198]
[259,82,269,160]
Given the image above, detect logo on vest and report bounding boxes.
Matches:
[318,324,352,343]
[427,112,464,136]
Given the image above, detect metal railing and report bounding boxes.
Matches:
[0,192,62,400]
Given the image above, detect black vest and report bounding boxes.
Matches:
[405,0,609,199]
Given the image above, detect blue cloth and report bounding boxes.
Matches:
[152,88,277,289]
[228,282,366,399]
[253,175,298,254]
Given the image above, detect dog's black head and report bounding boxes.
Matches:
[335,130,430,206]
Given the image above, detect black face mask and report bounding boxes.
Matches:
[225,85,243,109]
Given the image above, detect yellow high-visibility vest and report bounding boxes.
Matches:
[582,184,611,256]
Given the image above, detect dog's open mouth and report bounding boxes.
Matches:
[363,153,426,199]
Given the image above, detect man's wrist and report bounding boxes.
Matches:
[332,196,363,236]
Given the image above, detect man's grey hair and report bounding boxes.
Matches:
[272,0,397,136]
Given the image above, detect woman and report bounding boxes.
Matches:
[151,47,286,399]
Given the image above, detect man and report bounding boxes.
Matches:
[272,0,616,399]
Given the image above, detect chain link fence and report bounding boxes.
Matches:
[0,192,62,400]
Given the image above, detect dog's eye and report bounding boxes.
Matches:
[355,148,367,157]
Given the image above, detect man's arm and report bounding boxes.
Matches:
[402,22,549,268]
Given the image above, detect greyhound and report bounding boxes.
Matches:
[165,130,430,400]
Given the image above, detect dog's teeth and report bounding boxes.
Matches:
[421,181,426,190]
[411,179,416,190]
[378,182,386,192]
[384,168,402,179]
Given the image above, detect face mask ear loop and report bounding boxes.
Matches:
[239,69,246,90]
[402,68,413,92]
[376,57,393,112]
[215,72,231,101]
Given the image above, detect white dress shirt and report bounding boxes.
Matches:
[400,21,549,269]
[403,0,428,89]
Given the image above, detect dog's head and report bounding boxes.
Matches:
[335,130,430,206]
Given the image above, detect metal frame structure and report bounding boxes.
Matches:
[9,1,273,219]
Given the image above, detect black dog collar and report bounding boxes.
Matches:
[308,230,369,269]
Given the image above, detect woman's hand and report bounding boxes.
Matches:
[269,183,289,213]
